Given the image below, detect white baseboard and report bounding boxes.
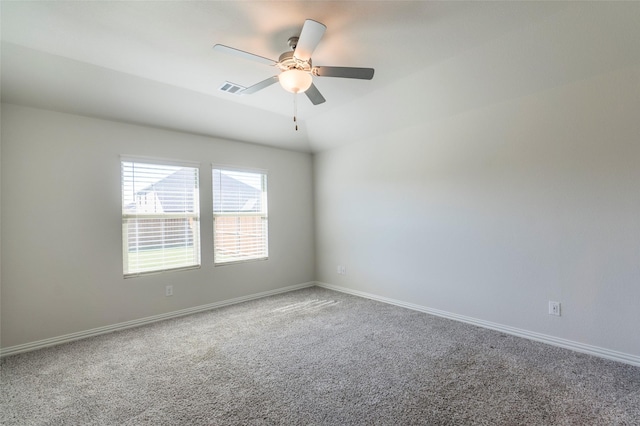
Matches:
[0,282,315,358]
[5,281,639,367]
[316,282,640,368]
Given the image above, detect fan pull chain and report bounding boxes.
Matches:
[293,93,298,131]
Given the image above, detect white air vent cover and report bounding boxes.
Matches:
[219,81,245,94]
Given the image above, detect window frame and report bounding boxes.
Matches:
[121,157,201,277]
[212,165,269,266]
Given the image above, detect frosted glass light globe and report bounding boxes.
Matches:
[279,69,312,93]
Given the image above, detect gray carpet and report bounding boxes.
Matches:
[1,286,639,425]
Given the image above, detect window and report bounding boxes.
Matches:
[122,159,200,276]
[213,168,268,265]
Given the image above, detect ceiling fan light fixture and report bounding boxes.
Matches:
[279,69,312,93]
[215,18,373,106]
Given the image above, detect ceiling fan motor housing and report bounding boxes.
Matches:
[278,51,312,72]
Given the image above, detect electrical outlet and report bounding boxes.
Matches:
[548,301,561,316]
[337,265,347,275]
[165,285,173,297]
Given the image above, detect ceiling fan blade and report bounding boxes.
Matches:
[313,66,375,80]
[293,19,326,62]
[242,76,279,94]
[305,83,326,105]
[213,44,276,66]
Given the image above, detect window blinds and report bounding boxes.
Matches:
[213,168,268,265]
[122,160,200,276]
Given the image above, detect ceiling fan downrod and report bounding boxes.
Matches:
[287,36,299,50]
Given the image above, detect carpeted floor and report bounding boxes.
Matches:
[1,286,639,425]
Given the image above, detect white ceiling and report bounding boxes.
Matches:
[2,1,639,153]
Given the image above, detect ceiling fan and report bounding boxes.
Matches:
[213,19,374,106]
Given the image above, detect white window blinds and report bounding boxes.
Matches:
[213,168,268,265]
[122,160,200,276]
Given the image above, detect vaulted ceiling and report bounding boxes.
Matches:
[2,1,638,152]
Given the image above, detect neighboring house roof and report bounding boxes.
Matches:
[126,167,197,214]
[213,170,263,213]
[126,168,262,214]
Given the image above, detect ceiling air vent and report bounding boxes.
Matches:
[219,81,245,94]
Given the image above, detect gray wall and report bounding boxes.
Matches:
[314,64,640,358]
[1,104,315,348]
